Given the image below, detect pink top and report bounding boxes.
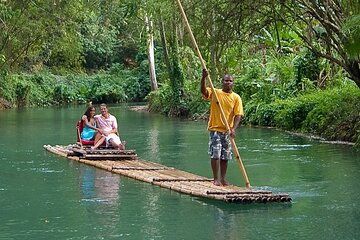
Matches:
[94,114,118,133]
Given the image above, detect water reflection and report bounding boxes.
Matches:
[79,165,120,205]
[147,128,160,160]
[212,208,243,240]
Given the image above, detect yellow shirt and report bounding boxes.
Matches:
[203,87,244,132]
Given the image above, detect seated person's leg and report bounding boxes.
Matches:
[108,134,125,150]
[92,132,105,150]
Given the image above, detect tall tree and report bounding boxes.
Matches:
[146,0,187,115]
[145,15,158,91]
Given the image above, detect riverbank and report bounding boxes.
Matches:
[0,69,148,108]
[0,98,12,110]
[128,104,358,147]
[285,131,356,146]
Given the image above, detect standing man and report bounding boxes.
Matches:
[93,103,125,150]
[201,69,244,186]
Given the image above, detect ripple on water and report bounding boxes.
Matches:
[288,190,326,198]
[30,168,65,173]
[81,198,112,203]
[293,156,312,164]
[324,201,359,211]
[271,144,312,151]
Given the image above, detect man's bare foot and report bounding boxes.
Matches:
[213,179,221,186]
[220,180,229,186]
[118,141,126,150]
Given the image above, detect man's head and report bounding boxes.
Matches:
[100,103,108,116]
[222,74,234,93]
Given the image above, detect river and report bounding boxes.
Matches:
[0,104,359,240]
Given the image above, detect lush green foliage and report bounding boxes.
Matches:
[0,66,148,107]
[147,78,208,118]
[0,0,145,72]
[245,84,360,143]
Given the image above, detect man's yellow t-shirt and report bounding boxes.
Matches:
[203,87,244,133]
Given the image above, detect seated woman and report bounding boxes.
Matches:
[80,105,98,141]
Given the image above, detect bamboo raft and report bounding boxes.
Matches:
[43,144,291,204]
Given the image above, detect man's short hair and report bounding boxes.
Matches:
[222,74,233,81]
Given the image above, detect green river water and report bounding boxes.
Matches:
[0,104,359,240]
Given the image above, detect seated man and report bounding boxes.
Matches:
[92,103,126,150]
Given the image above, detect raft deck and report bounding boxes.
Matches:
[44,144,291,204]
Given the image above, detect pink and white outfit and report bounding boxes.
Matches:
[95,114,121,147]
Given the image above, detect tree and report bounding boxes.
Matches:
[176,0,360,87]
[145,0,187,116]
[281,0,360,87]
[145,14,158,91]
[0,0,85,71]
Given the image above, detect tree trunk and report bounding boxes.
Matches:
[209,9,218,80]
[145,15,158,91]
[168,13,185,116]
[210,44,218,81]
[159,14,171,78]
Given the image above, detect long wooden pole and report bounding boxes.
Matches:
[176,0,251,188]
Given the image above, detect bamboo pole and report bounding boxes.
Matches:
[175,0,251,188]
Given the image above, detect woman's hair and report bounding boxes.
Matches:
[83,105,95,121]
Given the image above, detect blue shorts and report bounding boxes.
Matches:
[208,131,232,161]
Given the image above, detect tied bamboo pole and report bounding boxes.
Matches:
[175,0,251,188]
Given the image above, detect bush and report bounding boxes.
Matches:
[0,72,15,103]
[245,102,278,126]
[147,82,173,114]
[87,74,125,103]
[0,65,149,107]
[302,86,360,142]
[53,83,75,104]
[245,84,360,143]
[293,50,320,87]
[274,96,317,130]
[15,81,31,107]
[234,54,301,105]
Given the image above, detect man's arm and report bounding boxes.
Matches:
[111,116,119,135]
[201,69,209,98]
[230,115,242,138]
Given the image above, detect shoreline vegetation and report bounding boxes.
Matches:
[1,99,358,148]
[128,104,357,147]
[0,98,11,110]
[0,71,359,147]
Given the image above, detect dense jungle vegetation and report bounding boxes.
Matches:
[0,0,359,145]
